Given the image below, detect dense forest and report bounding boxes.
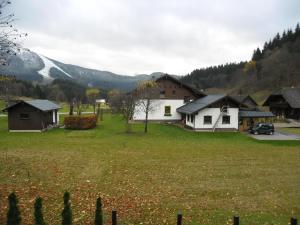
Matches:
[181,23,300,97]
[0,76,108,104]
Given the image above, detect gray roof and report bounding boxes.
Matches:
[230,95,257,106]
[25,100,61,111]
[231,95,248,103]
[264,88,300,108]
[177,94,226,114]
[3,99,61,112]
[239,110,275,118]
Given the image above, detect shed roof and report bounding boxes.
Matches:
[263,88,300,108]
[2,100,61,112]
[239,110,274,118]
[177,94,243,114]
[230,95,258,106]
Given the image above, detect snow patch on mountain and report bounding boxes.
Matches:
[38,55,73,80]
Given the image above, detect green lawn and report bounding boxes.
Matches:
[0,100,5,114]
[0,115,300,225]
[59,102,109,113]
[279,128,300,135]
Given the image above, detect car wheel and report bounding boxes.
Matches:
[269,131,273,135]
[254,131,258,135]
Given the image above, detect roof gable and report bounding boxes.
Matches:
[177,94,245,114]
[231,95,257,106]
[2,100,61,112]
[263,88,300,108]
[156,74,206,97]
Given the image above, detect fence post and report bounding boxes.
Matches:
[291,218,298,225]
[112,210,117,225]
[233,216,239,225]
[177,213,182,225]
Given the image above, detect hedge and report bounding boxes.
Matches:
[64,114,97,130]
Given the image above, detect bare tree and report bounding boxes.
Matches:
[86,88,100,114]
[109,91,137,133]
[0,0,27,66]
[0,75,16,106]
[135,80,159,133]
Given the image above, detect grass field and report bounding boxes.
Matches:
[0,115,300,225]
[279,128,300,135]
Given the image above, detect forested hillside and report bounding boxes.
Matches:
[181,23,300,101]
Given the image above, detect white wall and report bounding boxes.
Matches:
[186,108,239,130]
[185,114,194,127]
[52,110,56,123]
[133,99,184,121]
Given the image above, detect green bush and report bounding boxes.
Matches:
[34,197,46,225]
[64,114,97,130]
[62,192,72,225]
[95,197,103,225]
[7,192,21,225]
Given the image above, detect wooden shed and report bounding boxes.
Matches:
[2,100,61,132]
[263,88,300,120]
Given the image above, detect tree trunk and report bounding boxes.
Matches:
[144,99,150,133]
[125,120,132,133]
[69,103,74,116]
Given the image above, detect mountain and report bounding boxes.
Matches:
[181,23,300,102]
[0,50,164,91]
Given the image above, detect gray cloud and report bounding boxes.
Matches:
[10,0,300,75]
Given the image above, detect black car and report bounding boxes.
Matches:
[249,123,274,135]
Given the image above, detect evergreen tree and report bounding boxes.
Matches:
[273,32,281,47]
[287,29,294,41]
[7,192,21,225]
[62,192,72,225]
[262,41,268,53]
[94,197,103,225]
[252,47,262,61]
[34,197,45,225]
[281,30,287,42]
[295,23,300,37]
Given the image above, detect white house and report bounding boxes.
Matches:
[132,74,206,122]
[133,99,184,121]
[177,95,242,131]
[132,74,273,132]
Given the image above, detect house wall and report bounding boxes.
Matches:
[185,114,194,127]
[133,99,184,121]
[156,78,200,100]
[8,103,44,131]
[185,108,239,130]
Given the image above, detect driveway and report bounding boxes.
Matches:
[247,131,300,140]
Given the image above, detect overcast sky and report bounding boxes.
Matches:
[10,0,300,75]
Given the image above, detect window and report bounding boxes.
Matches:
[191,115,194,123]
[20,113,29,120]
[204,116,212,124]
[187,115,190,121]
[222,115,231,124]
[160,90,165,98]
[164,106,171,116]
[184,96,190,103]
[172,90,176,95]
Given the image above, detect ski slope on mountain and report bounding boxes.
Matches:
[38,55,72,80]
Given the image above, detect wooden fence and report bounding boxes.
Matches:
[109,211,298,225]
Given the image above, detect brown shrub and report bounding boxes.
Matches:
[64,114,97,130]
